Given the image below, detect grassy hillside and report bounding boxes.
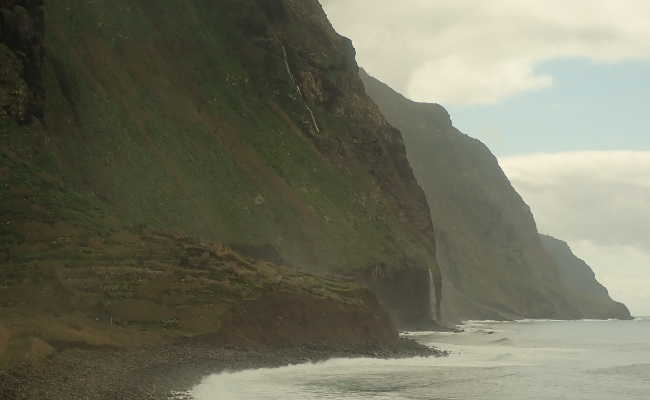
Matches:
[39,0,441,321]
[1,0,443,369]
[45,0,442,325]
[1,119,401,367]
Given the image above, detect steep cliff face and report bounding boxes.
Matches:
[360,69,622,321]
[1,0,441,366]
[42,0,440,327]
[540,235,631,319]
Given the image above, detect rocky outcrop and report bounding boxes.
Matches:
[0,0,44,122]
[360,69,629,322]
[541,235,631,319]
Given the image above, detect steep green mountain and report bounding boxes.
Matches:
[360,69,630,321]
[1,0,443,368]
[541,235,631,319]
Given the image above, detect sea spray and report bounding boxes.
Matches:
[187,320,650,400]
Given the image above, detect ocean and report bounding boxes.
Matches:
[187,318,650,399]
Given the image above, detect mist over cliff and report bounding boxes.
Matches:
[0,1,633,387]
[359,68,631,321]
[1,0,446,372]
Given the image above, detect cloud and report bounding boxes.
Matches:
[500,151,650,315]
[500,151,650,249]
[320,0,650,105]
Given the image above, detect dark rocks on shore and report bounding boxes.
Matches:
[0,338,444,400]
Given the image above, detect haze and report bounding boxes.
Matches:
[322,0,650,315]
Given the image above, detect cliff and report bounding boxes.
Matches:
[1,0,442,369]
[360,69,630,321]
[540,235,631,319]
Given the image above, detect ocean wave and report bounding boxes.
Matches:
[399,331,440,337]
[462,318,636,326]
[514,319,566,323]
[579,319,618,322]
[463,320,510,324]
[588,363,650,379]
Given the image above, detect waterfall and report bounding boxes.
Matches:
[431,232,445,324]
[280,45,321,135]
[428,266,438,322]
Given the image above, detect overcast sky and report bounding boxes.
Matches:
[321,0,650,315]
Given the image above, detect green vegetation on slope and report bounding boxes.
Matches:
[37,0,438,280]
[0,122,397,368]
[32,0,441,326]
[2,0,441,367]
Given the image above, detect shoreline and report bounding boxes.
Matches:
[1,338,444,400]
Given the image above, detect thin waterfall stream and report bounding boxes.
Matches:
[280,45,321,135]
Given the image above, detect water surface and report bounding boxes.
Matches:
[189,318,650,399]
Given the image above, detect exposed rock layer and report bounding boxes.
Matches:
[360,69,630,321]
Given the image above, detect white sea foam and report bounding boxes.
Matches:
[514,318,566,323]
[186,320,650,400]
[399,330,439,337]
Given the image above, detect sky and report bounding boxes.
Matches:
[321,0,650,315]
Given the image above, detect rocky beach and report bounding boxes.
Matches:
[0,338,442,400]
